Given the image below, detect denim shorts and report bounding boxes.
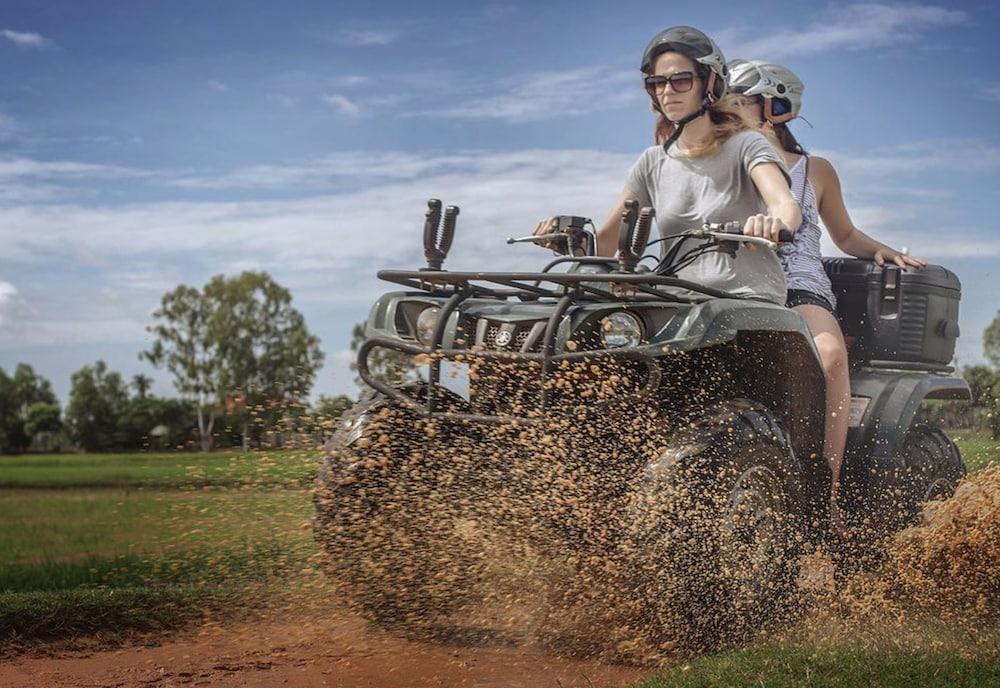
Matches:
[786,289,836,316]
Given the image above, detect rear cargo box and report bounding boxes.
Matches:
[822,258,961,366]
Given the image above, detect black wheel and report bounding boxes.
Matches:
[838,423,967,576]
[898,423,966,518]
[625,400,804,654]
[313,385,484,634]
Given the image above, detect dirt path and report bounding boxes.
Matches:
[0,612,647,688]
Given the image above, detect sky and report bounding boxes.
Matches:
[1,0,998,405]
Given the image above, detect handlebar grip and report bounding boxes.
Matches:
[777,229,793,244]
[633,206,655,255]
[440,205,459,254]
[618,200,639,258]
[423,199,443,251]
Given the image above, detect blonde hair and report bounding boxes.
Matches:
[653,94,751,157]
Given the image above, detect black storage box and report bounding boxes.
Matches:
[822,258,961,366]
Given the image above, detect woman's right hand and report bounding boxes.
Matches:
[742,213,789,243]
[532,216,562,253]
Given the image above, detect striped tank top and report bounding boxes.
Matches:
[778,156,837,308]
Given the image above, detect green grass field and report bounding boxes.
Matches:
[0,449,320,488]
[636,645,999,688]
[949,428,1000,472]
[0,448,323,643]
[1,431,997,685]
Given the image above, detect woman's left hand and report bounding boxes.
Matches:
[742,213,788,243]
[874,248,926,269]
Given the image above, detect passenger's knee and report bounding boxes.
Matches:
[817,338,848,378]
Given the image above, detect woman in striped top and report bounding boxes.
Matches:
[728,60,926,530]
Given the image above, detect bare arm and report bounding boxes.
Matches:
[748,162,802,242]
[812,157,926,268]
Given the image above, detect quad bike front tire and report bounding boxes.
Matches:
[313,385,486,635]
[624,400,805,655]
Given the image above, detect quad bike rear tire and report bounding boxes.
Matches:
[898,423,966,510]
[624,400,804,654]
[839,422,966,575]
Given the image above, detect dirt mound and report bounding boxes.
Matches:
[792,464,1000,656]
[883,463,1000,619]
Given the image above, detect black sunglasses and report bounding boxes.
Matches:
[643,71,697,94]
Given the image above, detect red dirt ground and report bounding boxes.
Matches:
[0,612,647,688]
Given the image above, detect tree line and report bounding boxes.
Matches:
[5,271,1000,453]
[0,271,352,454]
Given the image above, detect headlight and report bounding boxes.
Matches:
[415,306,441,345]
[600,311,643,349]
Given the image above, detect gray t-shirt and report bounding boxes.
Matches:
[625,131,789,303]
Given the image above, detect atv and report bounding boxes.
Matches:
[314,199,969,652]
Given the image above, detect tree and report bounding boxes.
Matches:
[143,284,222,451]
[207,272,324,450]
[116,396,194,450]
[985,311,1000,369]
[66,361,129,451]
[0,363,59,453]
[132,374,154,400]
[315,394,352,419]
[24,402,62,439]
[144,271,324,451]
[963,364,998,408]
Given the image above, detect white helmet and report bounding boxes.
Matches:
[728,59,804,123]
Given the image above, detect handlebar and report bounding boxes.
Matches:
[698,220,793,245]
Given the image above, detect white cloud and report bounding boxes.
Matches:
[334,29,401,46]
[321,93,361,117]
[0,156,149,181]
[718,3,966,60]
[0,281,18,329]
[336,75,370,87]
[0,317,148,347]
[415,67,640,123]
[979,84,1000,103]
[0,148,633,278]
[815,140,1000,176]
[0,112,18,140]
[206,80,230,92]
[0,28,52,48]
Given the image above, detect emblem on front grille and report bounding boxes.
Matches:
[494,330,513,347]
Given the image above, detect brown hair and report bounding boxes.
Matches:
[653,93,752,157]
[771,121,807,155]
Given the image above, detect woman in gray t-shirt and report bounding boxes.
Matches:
[536,26,801,304]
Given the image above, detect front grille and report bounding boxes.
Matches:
[475,319,546,352]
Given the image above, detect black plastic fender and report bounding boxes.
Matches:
[846,367,969,462]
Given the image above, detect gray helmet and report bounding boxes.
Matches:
[641,26,728,102]
[728,59,804,122]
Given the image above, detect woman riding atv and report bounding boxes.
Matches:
[537,26,799,304]
[727,59,927,528]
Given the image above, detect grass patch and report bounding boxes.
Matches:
[0,586,222,642]
[951,428,999,472]
[0,488,314,566]
[635,644,1000,688]
[0,484,323,643]
[0,449,321,489]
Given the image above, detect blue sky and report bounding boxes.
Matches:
[1,0,998,404]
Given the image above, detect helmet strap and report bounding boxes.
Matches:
[661,94,712,152]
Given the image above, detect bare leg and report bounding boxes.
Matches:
[793,305,850,502]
